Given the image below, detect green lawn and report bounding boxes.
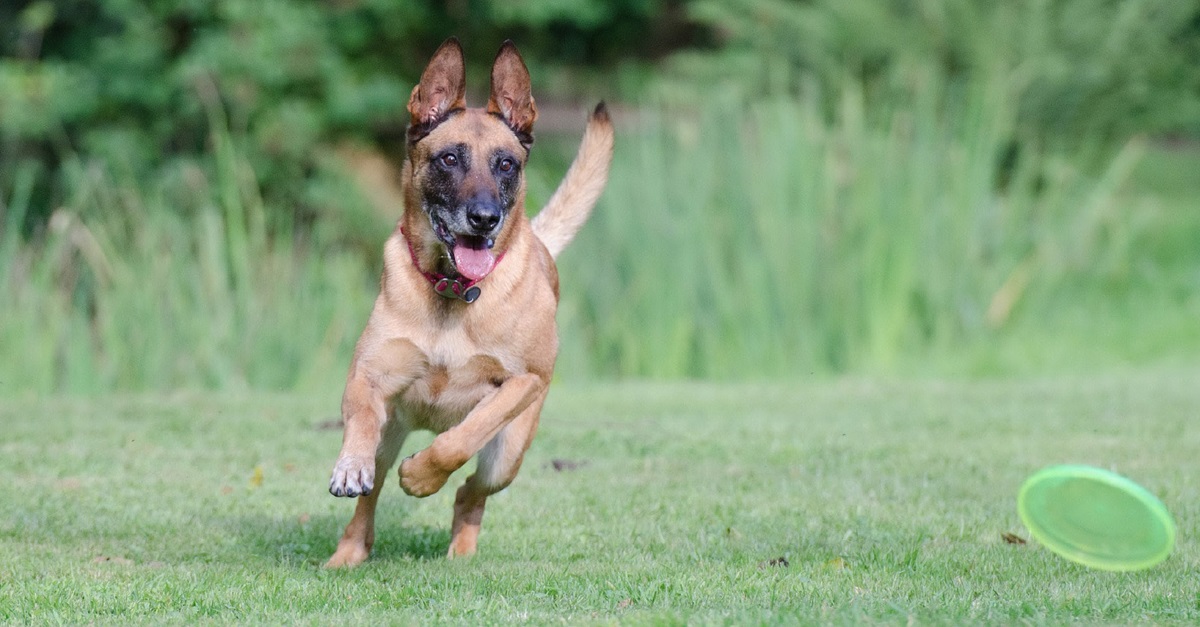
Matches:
[2,372,1198,624]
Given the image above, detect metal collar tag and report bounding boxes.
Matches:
[434,277,482,303]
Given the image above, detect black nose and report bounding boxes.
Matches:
[466,202,501,233]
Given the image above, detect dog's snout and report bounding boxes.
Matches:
[466,202,502,233]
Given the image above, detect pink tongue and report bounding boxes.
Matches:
[453,244,496,281]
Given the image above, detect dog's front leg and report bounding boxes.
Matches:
[329,337,425,497]
[399,373,544,497]
[326,338,425,568]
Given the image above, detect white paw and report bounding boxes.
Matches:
[328,456,374,497]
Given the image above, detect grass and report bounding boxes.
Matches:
[555,75,1183,379]
[2,372,1198,623]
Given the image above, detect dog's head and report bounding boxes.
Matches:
[403,38,538,282]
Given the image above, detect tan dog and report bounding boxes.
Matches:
[325,38,613,567]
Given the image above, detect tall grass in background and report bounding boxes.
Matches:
[553,66,1146,379]
[0,65,1159,394]
[0,116,372,396]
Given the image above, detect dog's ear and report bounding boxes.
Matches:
[487,40,537,148]
[408,37,466,128]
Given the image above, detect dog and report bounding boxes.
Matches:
[324,37,613,566]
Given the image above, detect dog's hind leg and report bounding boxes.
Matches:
[446,389,546,558]
[326,418,409,568]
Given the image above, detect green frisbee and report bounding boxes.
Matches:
[1018,464,1175,571]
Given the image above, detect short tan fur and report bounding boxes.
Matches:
[325,38,613,567]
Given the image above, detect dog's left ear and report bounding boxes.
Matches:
[487,40,537,148]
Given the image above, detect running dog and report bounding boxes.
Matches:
[325,37,613,566]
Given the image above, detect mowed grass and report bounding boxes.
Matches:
[2,372,1198,623]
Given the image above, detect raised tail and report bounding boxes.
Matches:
[531,102,614,259]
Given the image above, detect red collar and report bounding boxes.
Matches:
[400,226,504,304]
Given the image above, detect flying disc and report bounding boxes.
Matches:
[1018,465,1175,571]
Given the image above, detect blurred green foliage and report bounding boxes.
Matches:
[672,0,1200,140]
[1008,0,1200,138]
[0,0,688,232]
[3,0,1199,232]
[2,0,1199,392]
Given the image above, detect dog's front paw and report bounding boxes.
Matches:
[399,450,451,497]
[329,456,374,497]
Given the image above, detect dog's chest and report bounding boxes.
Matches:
[396,327,516,430]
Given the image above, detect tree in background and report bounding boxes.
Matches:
[5,0,1199,237]
[671,0,1200,142]
[3,0,1200,391]
[0,0,701,235]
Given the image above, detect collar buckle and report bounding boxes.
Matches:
[433,277,482,303]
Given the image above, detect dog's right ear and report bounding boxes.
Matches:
[407,37,466,133]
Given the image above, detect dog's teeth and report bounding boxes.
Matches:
[486,238,495,249]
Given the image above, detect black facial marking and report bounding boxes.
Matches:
[432,143,471,172]
[416,129,527,255]
[491,148,521,214]
[421,142,470,239]
[494,154,517,175]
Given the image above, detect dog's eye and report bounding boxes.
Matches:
[498,158,515,173]
[440,153,458,167]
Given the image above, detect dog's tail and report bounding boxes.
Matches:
[531,102,614,259]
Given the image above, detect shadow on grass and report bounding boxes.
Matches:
[228,510,451,567]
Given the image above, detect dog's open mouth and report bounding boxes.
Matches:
[432,217,497,282]
[451,235,496,281]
